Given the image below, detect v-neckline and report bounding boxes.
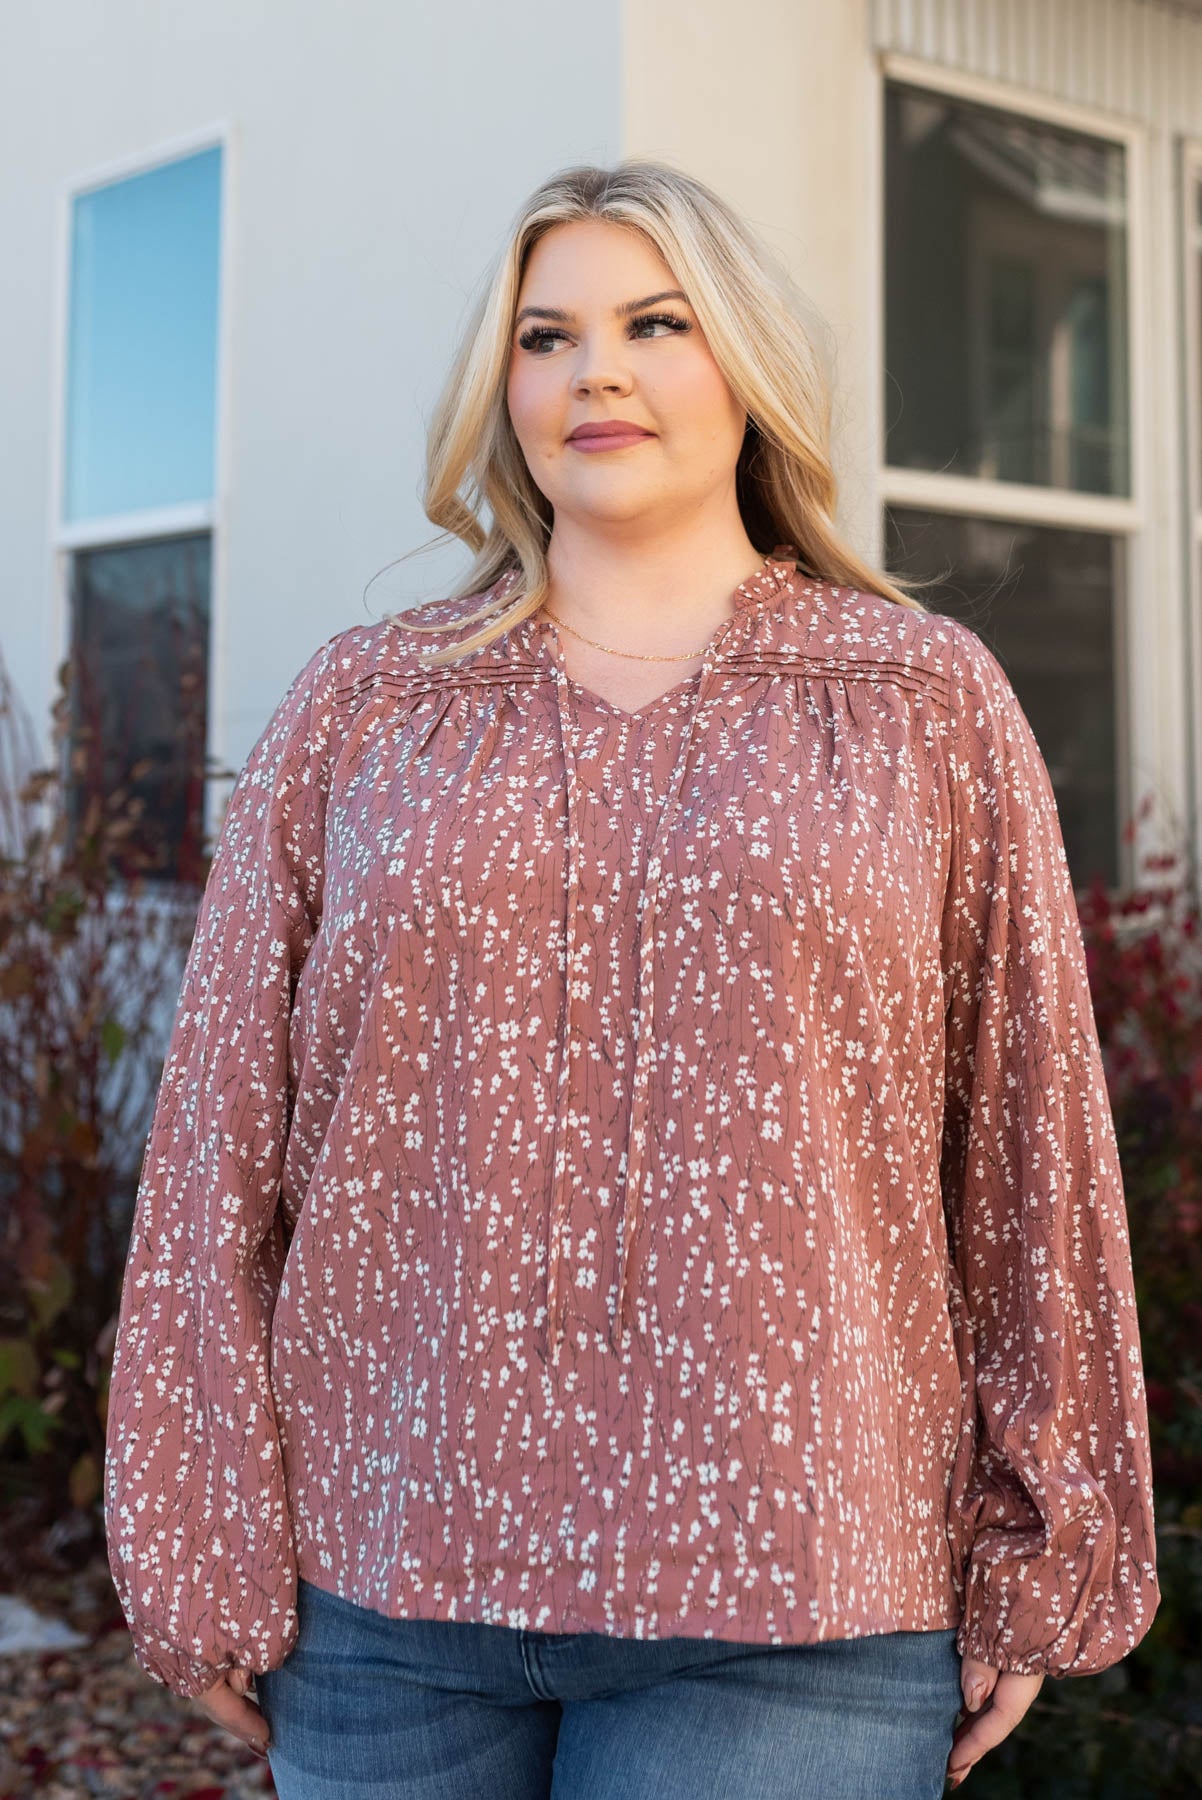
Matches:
[557,663,704,723]
[509,547,802,720]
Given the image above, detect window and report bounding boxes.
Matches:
[67,536,211,886]
[884,83,1130,496]
[883,509,1127,890]
[882,74,1136,891]
[60,141,223,882]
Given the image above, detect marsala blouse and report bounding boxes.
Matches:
[103,548,1160,1700]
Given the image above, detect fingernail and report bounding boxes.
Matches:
[966,1680,985,1711]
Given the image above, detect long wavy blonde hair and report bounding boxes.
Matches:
[384,158,931,665]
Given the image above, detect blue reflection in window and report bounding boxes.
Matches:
[65,145,221,521]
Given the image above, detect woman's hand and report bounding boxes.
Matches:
[192,1665,272,1760]
[946,1655,1044,1787]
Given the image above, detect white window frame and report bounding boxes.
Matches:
[47,119,235,860]
[1183,137,1202,897]
[873,52,1156,898]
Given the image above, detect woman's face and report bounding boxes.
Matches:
[506,218,748,536]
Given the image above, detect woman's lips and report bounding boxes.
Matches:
[568,430,654,452]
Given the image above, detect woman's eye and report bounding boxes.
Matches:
[633,312,690,338]
[516,313,690,353]
[516,327,567,353]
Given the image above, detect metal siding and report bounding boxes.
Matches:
[873,0,1202,134]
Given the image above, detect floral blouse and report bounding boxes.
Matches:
[103,547,1160,1699]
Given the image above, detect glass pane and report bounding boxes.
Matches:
[884,82,1130,497]
[67,534,211,884]
[64,146,222,522]
[883,507,1124,889]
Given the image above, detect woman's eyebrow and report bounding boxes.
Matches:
[514,290,689,326]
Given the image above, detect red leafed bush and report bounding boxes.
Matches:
[1077,808,1202,1499]
[0,642,221,1557]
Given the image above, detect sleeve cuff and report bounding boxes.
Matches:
[125,1623,232,1701]
[955,1617,1059,1679]
[955,1558,1161,1680]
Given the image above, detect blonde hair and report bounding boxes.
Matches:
[385,158,932,665]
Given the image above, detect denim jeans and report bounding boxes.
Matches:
[255,1576,964,1799]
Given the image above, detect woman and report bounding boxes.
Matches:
[103,160,1160,1798]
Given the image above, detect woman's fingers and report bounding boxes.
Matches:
[946,1669,1044,1786]
[958,1654,998,1716]
[193,1670,272,1758]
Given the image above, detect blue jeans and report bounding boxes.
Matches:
[255,1576,964,1799]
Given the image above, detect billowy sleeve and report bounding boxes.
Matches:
[938,619,1160,1679]
[103,633,342,1698]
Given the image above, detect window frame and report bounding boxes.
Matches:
[1182,136,1202,892]
[874,51,1151,897]
[48,120,235,874]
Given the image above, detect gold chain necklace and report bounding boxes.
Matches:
[541,612,711,661]
[540,558,766,662]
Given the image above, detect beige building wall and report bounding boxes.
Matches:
[623,0,883,565]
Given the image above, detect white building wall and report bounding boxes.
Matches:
[0,2,620,795]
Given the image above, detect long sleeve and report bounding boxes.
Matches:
[938,620,1161,1679]
[103,633,342,1699]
